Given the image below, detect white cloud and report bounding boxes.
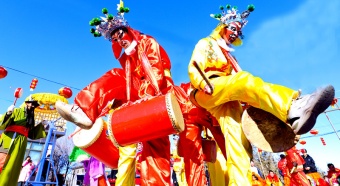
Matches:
[238,0,340,90]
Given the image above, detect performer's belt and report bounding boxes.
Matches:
[5,125,29,137]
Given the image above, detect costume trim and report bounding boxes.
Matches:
[107,112,121,148]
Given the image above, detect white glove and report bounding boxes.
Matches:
[6,105,15,114]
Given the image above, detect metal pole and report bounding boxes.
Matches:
[324,112,340,140]
[34,125,54,182]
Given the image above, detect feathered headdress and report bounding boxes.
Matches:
[89,0,130,41]
[210,4,255,28]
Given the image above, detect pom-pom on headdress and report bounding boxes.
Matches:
[89,0,130,41]
[210,4,255,28]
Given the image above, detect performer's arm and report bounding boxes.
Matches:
[188,39,209,90]
[0,107,15,130]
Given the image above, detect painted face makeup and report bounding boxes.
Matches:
[111,29,133,48]
[224,22,242,44]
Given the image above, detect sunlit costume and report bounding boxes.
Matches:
[0,98,46,185]
[278,154,291,186]
[175,82,228,186]
[56,1,178,185]
[285,146,310,186]
[265,170,282,186]
[188,4,334,185]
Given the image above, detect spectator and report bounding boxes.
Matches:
[277,154,290,186]
[327,163,340,180]
[251,159,264,178]
[18,156,35,186]
[265,170,282,186]
[301,148,324,185]
[252,172,265,186]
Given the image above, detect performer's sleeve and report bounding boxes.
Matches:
[143,37,166,88]
[188,39,209,90]
[0,108,15,130]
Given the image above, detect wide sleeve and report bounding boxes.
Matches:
[188,39,209,90]
[0,109,16,130]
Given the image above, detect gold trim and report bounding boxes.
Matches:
[165,93,184,133]
[164,69,172,78]
[107,112,121,148]
[74,119,104,149]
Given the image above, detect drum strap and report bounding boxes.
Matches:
[125,58,131,101]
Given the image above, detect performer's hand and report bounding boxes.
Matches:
[306,167,310,170]
[203,84,214,95]
[6,105,15,115]
[293,162,298,167]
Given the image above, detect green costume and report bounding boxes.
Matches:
[0,106,46,186]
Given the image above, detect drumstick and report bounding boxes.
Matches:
[192,61,213,94]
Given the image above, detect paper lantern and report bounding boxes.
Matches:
[299,140,306,145]
[310,129,319,135]
[0,66,7,79]
[30,78,38,91]
[58,87,73,98]
[320,137,326,146]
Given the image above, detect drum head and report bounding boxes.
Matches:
[166,93,185,133]
[73,118,104,148]
[242,107,296,152]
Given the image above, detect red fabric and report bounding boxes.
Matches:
[290,172,310,186]
[286,146,310,186]
[5,125,29,137]
[327,168,340,179]
[266,174,280,183]
[278,158,290,177]
[116,32,173,185]
[98,175,107,186]
[74,68,129,122]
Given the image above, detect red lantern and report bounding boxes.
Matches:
[0,66,8,79]
[299,140,306,145]
[13,87,23,105]
[310,129,319,135]
[58,87,73,98]
[320,137,326,146]
[331,98,338,107]
[30,78,38,91]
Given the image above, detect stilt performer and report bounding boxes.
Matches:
[0,96,46,185]
[188,4,335,185]
[56,0,182,185]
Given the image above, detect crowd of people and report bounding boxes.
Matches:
[0,0,337,186]
[249,148,340,186]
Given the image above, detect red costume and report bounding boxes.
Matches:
[115,28,173,185]
[278,156,291,186]
[286,146,310,186]
[176,82,226,186]
[74,27,174,185]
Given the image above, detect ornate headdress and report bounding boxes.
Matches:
[89,0,130,41]
[210,4,255,28]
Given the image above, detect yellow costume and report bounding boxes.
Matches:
[188,30,298,185]
[115,144,137,186]
[207,144,227,186]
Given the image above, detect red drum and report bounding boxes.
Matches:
[72,118,119,169]
[108,92,185,147]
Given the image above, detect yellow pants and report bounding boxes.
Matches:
[196,71,297,185]
[207,144,227,186]
[115,144,137,186]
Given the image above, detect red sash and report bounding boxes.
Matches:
[5,125,29,137]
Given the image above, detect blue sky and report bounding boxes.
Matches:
[1,0,339,173]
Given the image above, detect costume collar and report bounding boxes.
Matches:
[124,40,137,55]
[216,37,235,52]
